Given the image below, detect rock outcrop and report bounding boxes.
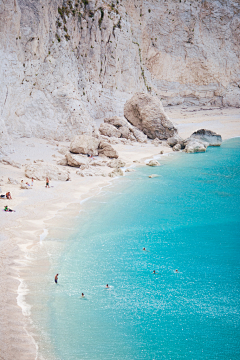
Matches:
[98,142,118,159]
[184,140,208,153]
[99,123,121,138]
[190,129,222,146]
[57,158,68,166]
[65,153,89,167]
[108,168,124,177]
[124,93,177,139]
[146,160,160,167]
[130,127,148,143]
[25,163,70,181]
[0,0,239,159]
[167,135,184,149]
[107,159,126,168]
[149,174,159,178]
[70,135,100,155]
[104,116,131,139]
[173,144,182,152]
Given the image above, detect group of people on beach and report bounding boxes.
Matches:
[2,191,15,212]
[1,191,12,199]
[2,176,51,213]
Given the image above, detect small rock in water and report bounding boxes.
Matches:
[146,160,160,167]
[149,174,159,178]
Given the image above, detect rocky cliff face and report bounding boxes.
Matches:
[0,0,239,146]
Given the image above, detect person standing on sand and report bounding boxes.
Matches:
[46,177,50,188]
[31,177,34,186]
[55,274,58,284]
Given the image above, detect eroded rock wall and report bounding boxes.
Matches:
[0,0,239,145]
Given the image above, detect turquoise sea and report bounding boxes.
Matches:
[30,138,240,360]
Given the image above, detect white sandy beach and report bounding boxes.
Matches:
[0,106,239,360]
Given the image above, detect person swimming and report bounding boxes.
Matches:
[143,247,146,251]
[55,274,58,284]
[81,293,85,297]
[106,284,109,288]
[175,269,178,273]
[153,270,156,274]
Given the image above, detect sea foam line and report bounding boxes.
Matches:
[39,228,48,244]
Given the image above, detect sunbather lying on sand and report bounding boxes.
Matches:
[4,206,15,212]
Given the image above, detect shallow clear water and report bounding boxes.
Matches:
[33,138,240,360]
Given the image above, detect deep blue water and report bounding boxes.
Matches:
[34,138,240,360]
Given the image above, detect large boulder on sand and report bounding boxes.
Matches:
[98,142,118,158]
[124,93,177,139]
[190,129,222,146]
[99,123,121,138]
[65,153,89,167]
[108,159,126,168]
[70,135,100,155]
[25,163,70,181]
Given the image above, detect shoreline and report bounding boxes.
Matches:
[0,106,240,360]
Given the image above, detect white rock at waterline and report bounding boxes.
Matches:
[184,140,208,153]
[146,160,160,167]
[107,159,126,168]
[108,168,124,177]
[149,174,159,178]
[190,129,222,146]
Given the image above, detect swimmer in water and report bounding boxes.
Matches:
[175,269,178,273]
[81,293,85,298]
[106,284,109,288]
[55,274,58,284]
[153,270,156,274]
[143,247,146,251]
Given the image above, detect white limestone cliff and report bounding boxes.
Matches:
[0,0,239,152]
